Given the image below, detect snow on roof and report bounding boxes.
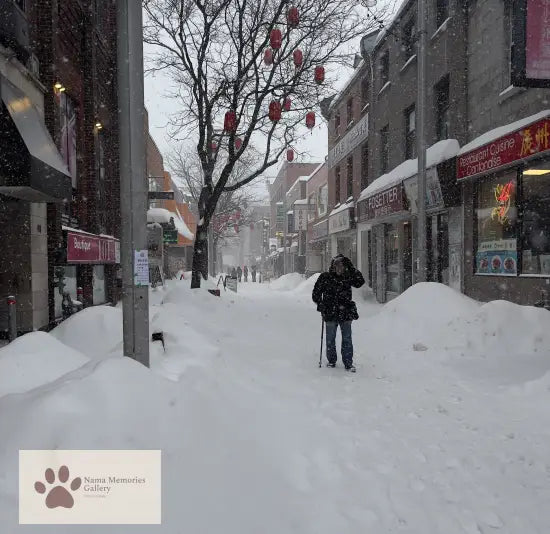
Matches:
[306,162,326,181]
[294,199,309,205]
[459,110,550,155]
[359,139,460,200]
[147,208,194,241]
[329,198,355,216]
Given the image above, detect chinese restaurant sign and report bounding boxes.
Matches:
[357,183,406,222]
[511,0,550,87]
[457,117,550,180]
[67,231,119,264]
[329,208,354,234]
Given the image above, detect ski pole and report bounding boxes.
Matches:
[319,318,324,368]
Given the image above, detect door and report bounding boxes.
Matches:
[375,225,385,302]
[385,224,399,295]
[403,222,413,290]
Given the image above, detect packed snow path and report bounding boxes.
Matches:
[1,278,549,533]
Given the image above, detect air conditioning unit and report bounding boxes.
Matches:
[27,53,39,77]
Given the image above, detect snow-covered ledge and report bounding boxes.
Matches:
[378,81,391,97]
[431,17,451,41]
[400,54,417,73]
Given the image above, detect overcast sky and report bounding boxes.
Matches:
[142,1,400,197]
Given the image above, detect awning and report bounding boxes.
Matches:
[147,208,194,240]
[0,76,72,202]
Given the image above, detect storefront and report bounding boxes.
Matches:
[357,157,461,303]
[54,228,120,317]
[329,203,356,266]
[459,112,550,304]
[307,219,329,274]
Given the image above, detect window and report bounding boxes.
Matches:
[97,132,107,233]
[520,163,550,275]
[347,98,354,126]
[380,125,389,174]
[385,224,400,293]
[402,18,416,60]
[405,105,416,159]
[317,184,328,217]
[435,75,450,141]
[475,172,517,275]
[361,77,369,109]
[436,0,449,29]
[15,0,26,12]
[335,167,341,205]
[58,92,78,188]
[346,156,354,199]
[361,143,369,191]
[334,113,341,136]
[307,193,316,222]
[502,0,513,89]
[379,50,390,87]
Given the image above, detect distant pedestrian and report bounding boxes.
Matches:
[243,265,248,282]
[251,265,257,282]
[312,254,365,372]
[237,266,242,282]
[231,267,237,279]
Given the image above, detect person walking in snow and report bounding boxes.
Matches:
[312,254,365,372]
[243,265,248,282]
[251,265,257,282]
[237,266,242,282]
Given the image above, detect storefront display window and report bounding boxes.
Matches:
[520,164,550,275]
[385,224,399,293]
[93,265,106,305]
[54,266,77,318]
[475,172,517,275]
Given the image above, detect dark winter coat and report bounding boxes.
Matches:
[312,255,365,323]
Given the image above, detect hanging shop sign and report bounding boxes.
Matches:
[357,183,406,222]
[404,168,444,213]
[294,205,309,231]
[276,203,285,225]
[312,219,328,240]
[66,231,119,264]
[163,229,178,244]
[328,112,369,169]
[457,116,550,180]
[329,207,354,234]
[511,0,550,88]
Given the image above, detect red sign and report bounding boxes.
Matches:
[67,231,119,264]
[358,184,406,221]
[457,117,550,180]
[526,0,550,80]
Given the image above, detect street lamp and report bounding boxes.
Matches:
[361,0,427,282]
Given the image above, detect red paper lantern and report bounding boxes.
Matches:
[287,7,299,28]
[283,97,291,112]
[270,28,282,50]
[306,111,315,129]
[264,48,273,66]
[314,65,325,84]
[224,110,237,133]
[293,49,303,68]
[235,137,243,150]
[287,149,295,162]
[269,101,282,122]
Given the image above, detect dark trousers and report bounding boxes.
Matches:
[325,321,353,367]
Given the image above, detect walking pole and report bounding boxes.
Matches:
[318,318,324,368]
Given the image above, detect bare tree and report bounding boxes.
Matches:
[168,144,262,273]
[144,0,384,287]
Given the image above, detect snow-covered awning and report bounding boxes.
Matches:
[359,139,460,200]
[147,208,194,241]
[329,197,355,217]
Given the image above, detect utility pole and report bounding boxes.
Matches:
[416,0,428,282]
[117,0,150,367]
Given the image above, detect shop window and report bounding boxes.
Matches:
[385,224,399,293]
[435,75,450,141]
[404,105,416,159]
[58,92,78,188]
[334,113,341,136]
[520,164,550,275]
[380,125,389,174]
[475,172,518,276]
[335,167,341,205]
[347,98,354,126]
[361,77,369,109]
[361,143,369,191]
[317,184,327,217]
[379,50,390,87]
[93,265,106,304]
[435,0,449,29]
[402,18,416,61]
[346,156,353,199]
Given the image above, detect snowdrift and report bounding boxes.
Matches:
[0,331,89,397]
[269,273,305,291]
[294,273,320,294]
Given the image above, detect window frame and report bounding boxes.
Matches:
[334,113,341,137]
[404,105,416,160]
[379,50,390,87]
[402,17,416,61]
[317,184,328,218]
[346,155,354,199]
[361,143,369,191]
[380,125,389,174]
[435,0,449,30]
[435,75,450,141]
[346,98,354,126]
[361,76,370,109]
[335,167,341,205]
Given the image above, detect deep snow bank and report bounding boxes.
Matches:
[269,273,305,291]
[0,332,89,397]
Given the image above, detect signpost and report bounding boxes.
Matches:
[163,229,178,244]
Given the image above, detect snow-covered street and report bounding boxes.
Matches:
[1,276,550,533]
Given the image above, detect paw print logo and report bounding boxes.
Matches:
[34,466,82,509]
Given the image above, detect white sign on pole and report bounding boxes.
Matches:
[134,250,150,287]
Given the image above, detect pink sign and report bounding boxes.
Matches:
[526,0,550,80]
[67,231,119,264]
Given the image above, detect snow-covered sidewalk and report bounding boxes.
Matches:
[1,277,550,533]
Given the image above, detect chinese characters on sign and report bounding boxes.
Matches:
[329,208,354,234]
[294,205,308,231]
[457,117,550,180]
